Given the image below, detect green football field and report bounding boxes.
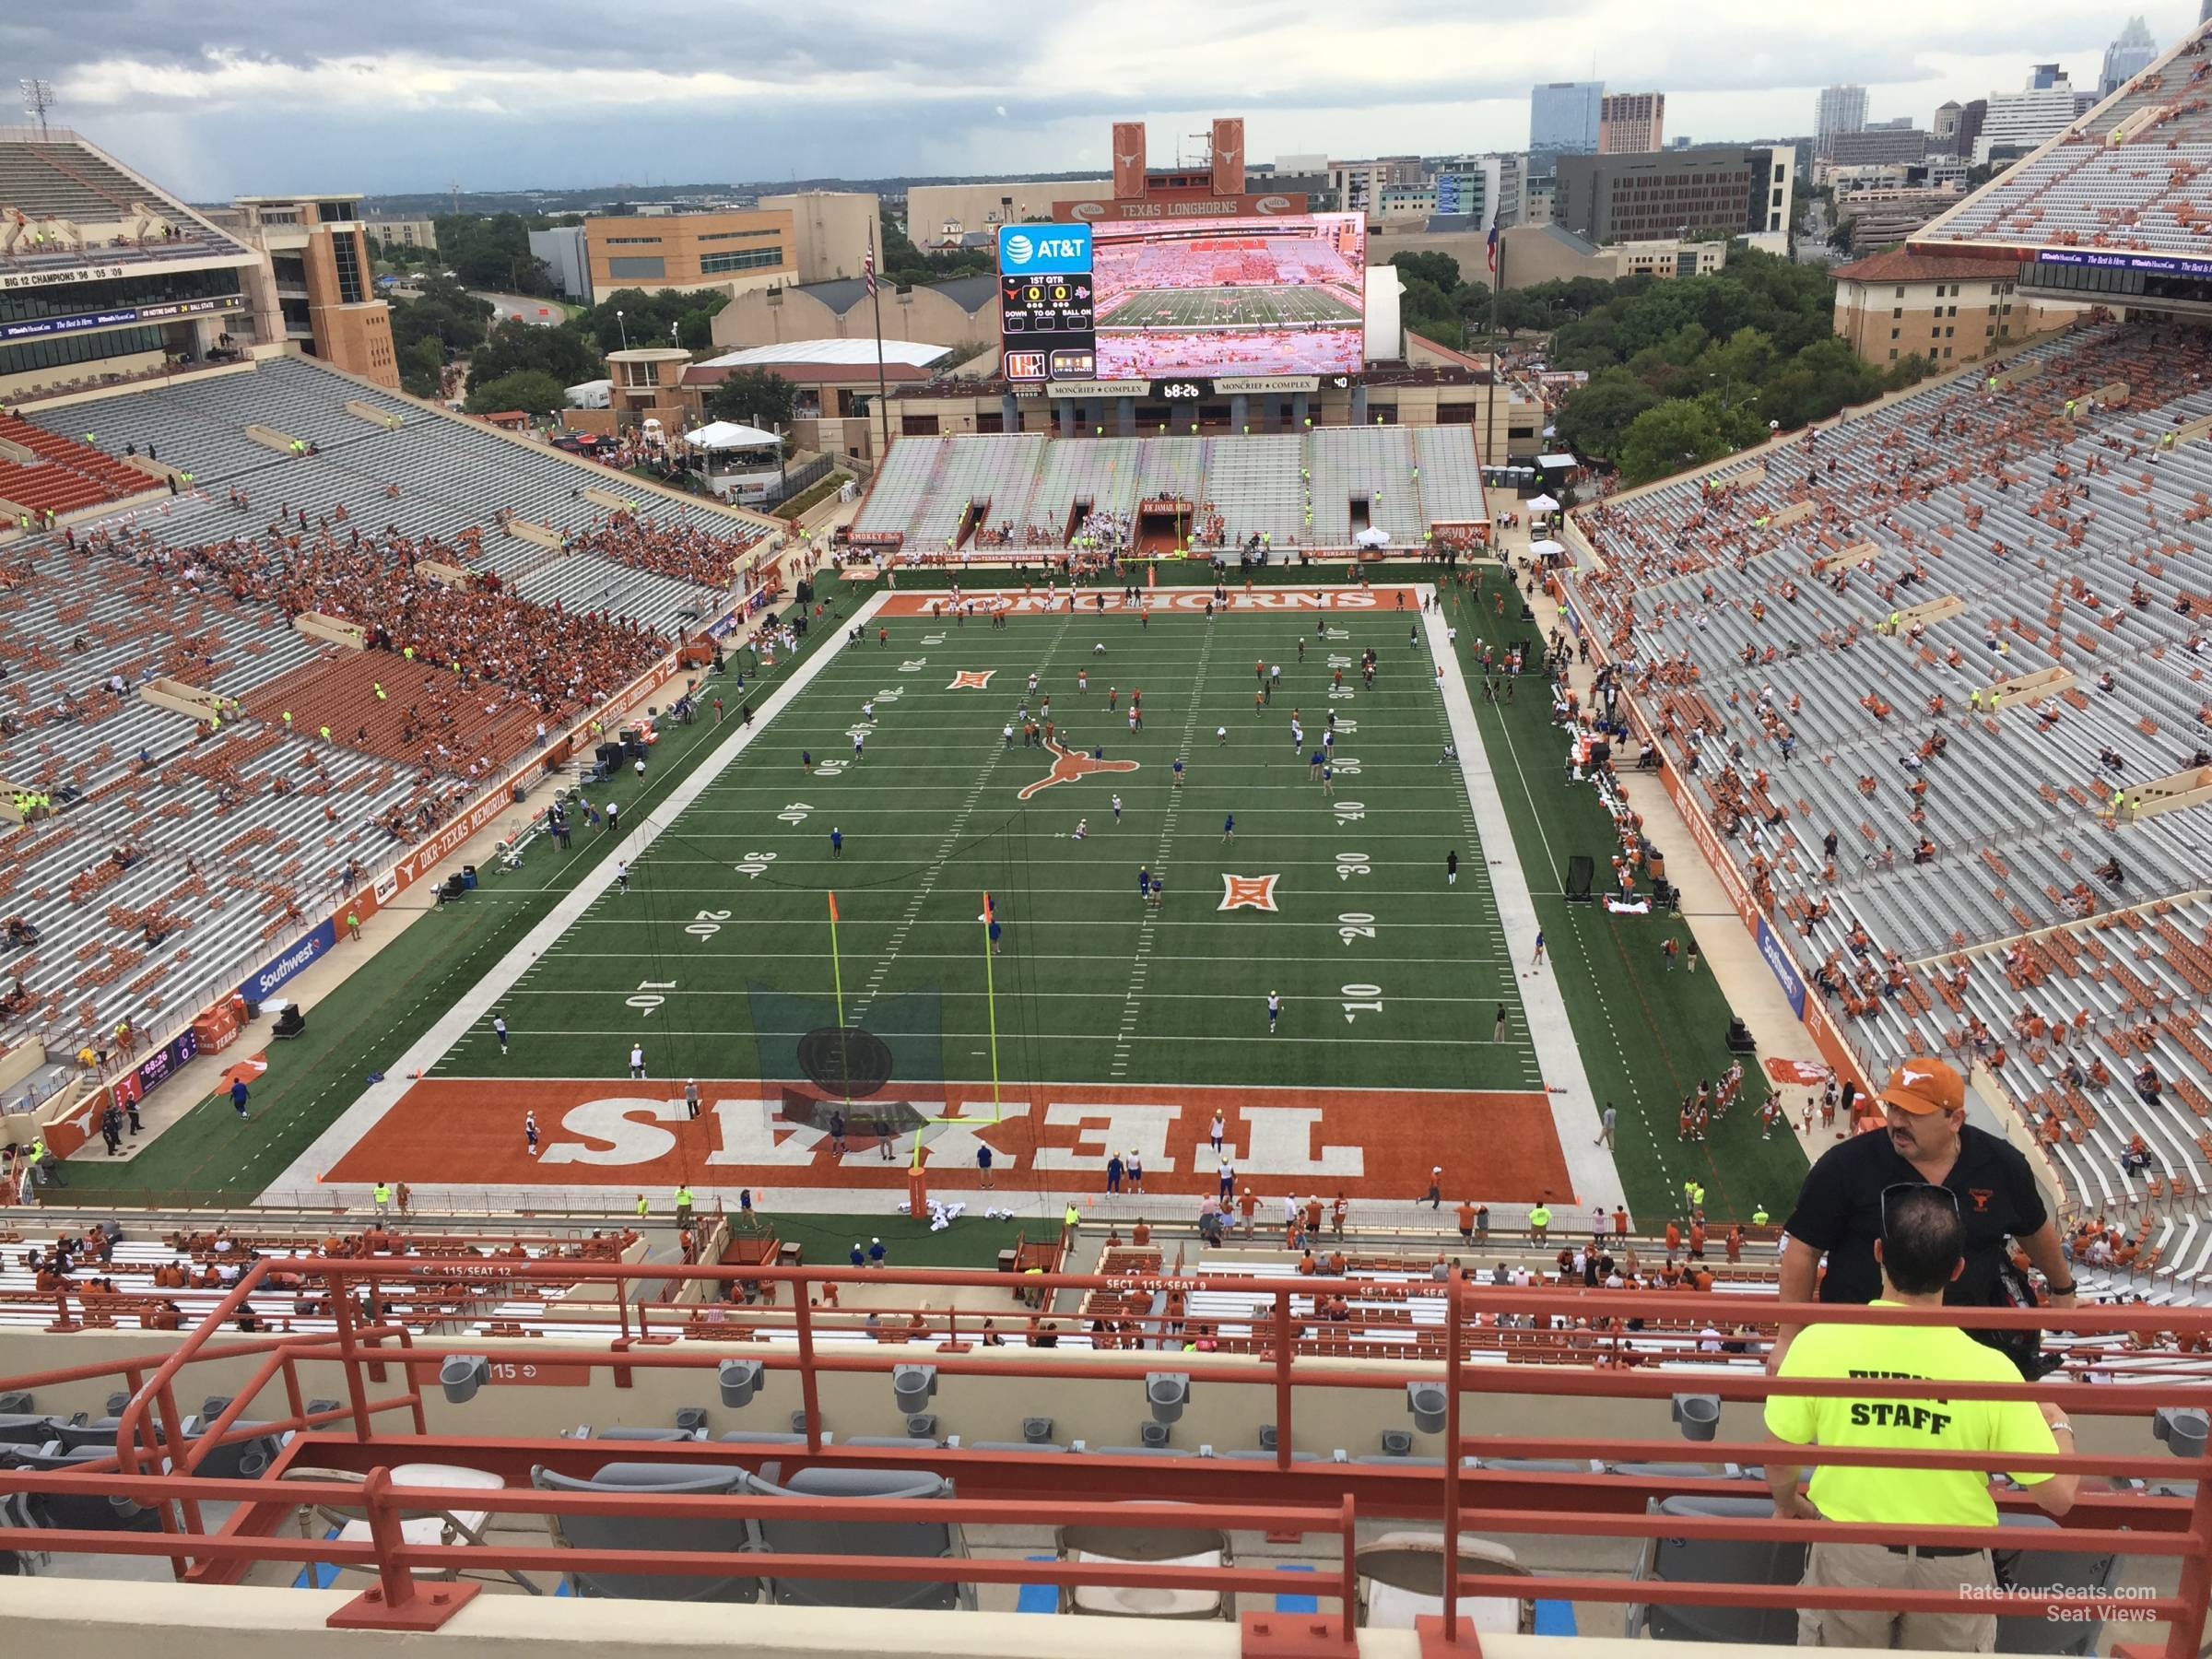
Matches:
[1095,284,1361,330]
[61,569,1806,1224]
[437,604,1538,1098]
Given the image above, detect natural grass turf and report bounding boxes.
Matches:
[1095,284,1361,330]
[435,602,1539,1097]
[729,1211,1028,1270]
[73,562,1810,1228]
[1440,569,1808,1224]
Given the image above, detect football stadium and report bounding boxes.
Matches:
[0,60,2210,1659]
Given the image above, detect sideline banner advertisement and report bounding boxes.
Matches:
[1756,915,1809,1018]
[237,919,337,1006]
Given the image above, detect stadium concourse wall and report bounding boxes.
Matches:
[35,594,774,1165]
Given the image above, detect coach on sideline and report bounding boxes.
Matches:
[1765,1183,2077,1650]
[1771,1056,2076,1375]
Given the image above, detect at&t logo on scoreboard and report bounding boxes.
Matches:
[998,224,1096,382]
[997,225,1092,275]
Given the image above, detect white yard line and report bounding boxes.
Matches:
[1424,595,1624,1215]
[261,590,894,1202]
[1111,623,1216,1077]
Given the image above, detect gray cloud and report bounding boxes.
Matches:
[8,0,2189,198]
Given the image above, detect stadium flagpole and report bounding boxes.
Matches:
[866,220,890,465]
[982,891,1003,1124]
[1484,222,1503,497]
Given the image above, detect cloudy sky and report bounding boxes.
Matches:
[5,1,2197,200]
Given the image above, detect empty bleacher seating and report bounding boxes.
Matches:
[1568,315,2212,1256]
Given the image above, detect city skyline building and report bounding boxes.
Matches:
[2101,16,2158,95]
[1529,80,1605,155]
[1598,91,1666,153]
[1814,85,1870,155]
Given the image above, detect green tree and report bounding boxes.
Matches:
[434,212,556,295]
[879,214,992,286]
[574,288,722,356]
[1397,276,1466,348]
[1489,288,1538,335]
[373,240,441,274]
[1549,312,1623,371]
[464,370,567,416]
[399,336,445,399]
[466,320,598,394]
[1616,398,1737,485]
[1551,367,1660,462]
[1391,251,1463,292]
[677,306,721,352]
[388,276,492,360]
[703,369,798,429]
[1625,344,1689,395]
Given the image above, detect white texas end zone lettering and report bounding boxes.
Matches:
[1031,1102,1182,1173]
[326,1078,1569,1199]
[533,1097,1362,1177]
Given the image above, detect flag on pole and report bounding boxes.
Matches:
[864,233,877,298]
[828,890,840,924]
[982,891,995,924]
[1486,219,1500,274]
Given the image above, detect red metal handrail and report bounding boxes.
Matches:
[0,1464,1361,1641]
[1432,1271,2211,1654]
[0,1254,2204,1648]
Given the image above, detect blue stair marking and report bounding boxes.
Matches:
[1275,1559,1318,1613]
[1015,1553,1058,1613]
[1535,1598,1578,1636]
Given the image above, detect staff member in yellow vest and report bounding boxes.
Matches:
[1765,1184,2077,1651]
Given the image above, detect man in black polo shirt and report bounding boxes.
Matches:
[1772,1056,2075,1373]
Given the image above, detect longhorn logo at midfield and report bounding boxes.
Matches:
[947,669,996,689]
[1017,737,1138,800]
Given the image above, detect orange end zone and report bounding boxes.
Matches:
[324,1079,1573,1202]
[871,586,1425,618]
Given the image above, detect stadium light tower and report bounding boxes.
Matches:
[20,78,54,137]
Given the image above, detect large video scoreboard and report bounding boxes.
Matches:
[999,215,1369,385]
[997,225,1097,384]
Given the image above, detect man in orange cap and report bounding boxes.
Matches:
[1769,1056,2076,1375]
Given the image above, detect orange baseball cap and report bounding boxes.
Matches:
[1878,1056,1965,1115]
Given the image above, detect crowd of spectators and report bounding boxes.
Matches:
[1098,326,1362,381]
[82,521,671,716]
[563,509,764,589]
